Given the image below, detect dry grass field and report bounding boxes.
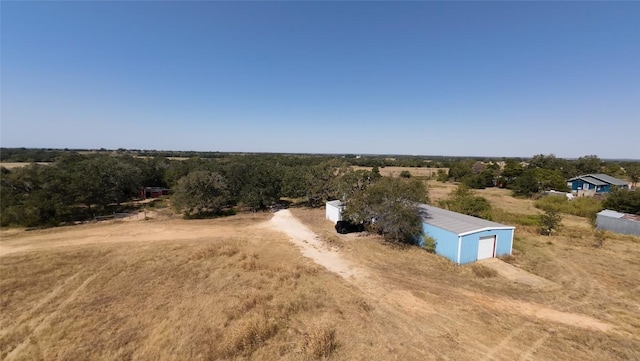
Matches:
[352,166,448,178]
[1,193,639,360]
[0,162,51,169]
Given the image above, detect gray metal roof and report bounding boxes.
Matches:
[568,174,628,186]
[598,209,625,219]
[597,209,640,222]
[579,176,608,186]
[590,174,628,186]
[419,204,514,236]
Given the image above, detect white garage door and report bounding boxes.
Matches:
[477,236,496,260]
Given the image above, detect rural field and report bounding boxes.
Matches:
[0,162,51,169]
[1,193,640,360]
[352,166,448,179]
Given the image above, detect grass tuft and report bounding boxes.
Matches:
[470,264,498,278]
[304,322,338,359]
[221,313,279,357]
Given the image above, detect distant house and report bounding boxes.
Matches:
[596,210,640,236]
[566,174,628,195]
[140,187,170,199]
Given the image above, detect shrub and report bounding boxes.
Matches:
[421,235,437,253]
[603,188,640,215]
[534,196,602,219]
[594,229,607,248]
[539,208,562,236]
[438,185,492,219]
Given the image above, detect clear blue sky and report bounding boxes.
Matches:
[2,2,639,158]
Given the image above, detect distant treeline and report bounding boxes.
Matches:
[2,149,639,227]
[1,147,520,167]
[1,153,365,227]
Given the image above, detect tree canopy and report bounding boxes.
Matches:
[603,188,640,215]
[438,185,492,219]
[343,177,428,243]
[172,171,230,216]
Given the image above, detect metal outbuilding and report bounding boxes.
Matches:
[325,200,344,224]
[419,205,515,265]
[325,200,515,264]
[596,209,640,236]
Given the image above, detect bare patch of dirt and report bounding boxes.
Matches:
[267,210,363,279]
[480,258,560,290]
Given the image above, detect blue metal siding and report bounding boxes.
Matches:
[598,185,611,193]
[571,180,611,193]
[458,229,514,265]
[423,223,514,265]
[423,223,459,263]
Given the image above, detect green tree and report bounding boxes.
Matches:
[70,155,142,210]
[448,160,474,182]
[343,177,428,243]
[511,169,539,197]
[511,168,568,197]
[281,166,308,199]
[625,164,640,188]
[539,208,562,236]
[0,164,75,227]
[436,169,449,182]
[172,171,230,216]
[305,160,349,207]
[335,169,379,201]
[438,185,492,219]
[602,188,640,215]
[575,155,602,175]
[502,159,524,181]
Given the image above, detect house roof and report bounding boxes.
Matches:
[578,176,608,186]
[568,174,628,186]
[419,204,514,236]
[590,174,628,186]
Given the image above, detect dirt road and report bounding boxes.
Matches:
[268,210,363,279]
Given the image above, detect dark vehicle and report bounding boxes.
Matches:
[335,221,365,234]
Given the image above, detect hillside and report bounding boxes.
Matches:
[1,202,639,360]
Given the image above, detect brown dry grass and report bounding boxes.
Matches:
[1,201,639,361]
[290,207,640,361]
[0,215,366,361]
[426,180,541,215]
[353,166,448,178]
[0,162,50,169]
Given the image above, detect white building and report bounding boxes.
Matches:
[325,200,344,224]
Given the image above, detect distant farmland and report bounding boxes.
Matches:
[352,166,448,178]
[0,162,51,169]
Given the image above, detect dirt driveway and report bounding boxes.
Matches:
[480,258,560,290]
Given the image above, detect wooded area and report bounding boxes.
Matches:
[1,149,639,229]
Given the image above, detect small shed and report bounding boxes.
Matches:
[596,209,640,236]
[325,200,344,224]
[420,205,515,265]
